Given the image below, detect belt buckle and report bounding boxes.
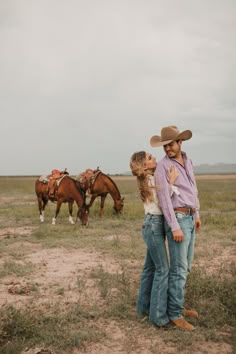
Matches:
[189,208,195,215]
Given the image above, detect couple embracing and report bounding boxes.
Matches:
[130,125,201,331]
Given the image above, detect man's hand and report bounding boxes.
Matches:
[195,218,201,232]
[172,229,184,242]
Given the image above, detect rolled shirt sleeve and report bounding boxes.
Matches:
[155,163,180,231]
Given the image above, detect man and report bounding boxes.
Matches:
[150,125,201,331]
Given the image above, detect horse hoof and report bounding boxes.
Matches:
[69,216,75,224]
[52,218,56,225]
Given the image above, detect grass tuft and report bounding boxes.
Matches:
[185,267,236,329]
[0,304,103,353]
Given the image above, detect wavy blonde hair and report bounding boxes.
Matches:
[130,151,156,202]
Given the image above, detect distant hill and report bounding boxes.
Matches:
[122,163,236,176]
[193,163,236,175]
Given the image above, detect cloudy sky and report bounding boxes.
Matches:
[1,0,235,175]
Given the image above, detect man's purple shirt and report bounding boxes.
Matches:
[154,152,200,231]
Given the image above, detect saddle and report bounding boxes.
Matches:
[51,168,69,178]
[48,169,69,198]
[76,168,101,196]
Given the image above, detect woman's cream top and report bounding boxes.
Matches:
[143,175,162,215]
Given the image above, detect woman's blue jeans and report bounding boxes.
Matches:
[136,214,169,326]
[165,212,195,320]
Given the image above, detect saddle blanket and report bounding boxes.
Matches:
[39,175,50,183]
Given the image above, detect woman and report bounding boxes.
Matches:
[130,151,178,328]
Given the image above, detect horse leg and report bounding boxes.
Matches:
[68,201,75,224]
[99,194,107,217]
[52,200,62,225]
[87,194,96,208]
[37,196,44,222]
[41,197,48,222]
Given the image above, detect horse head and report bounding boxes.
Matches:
[113,197,124,214]
[77,204,89,226]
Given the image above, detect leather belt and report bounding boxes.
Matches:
[174,207,196,215]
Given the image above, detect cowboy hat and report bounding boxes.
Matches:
[150,125,192,147]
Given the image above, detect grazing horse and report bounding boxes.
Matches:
[35,170,69,223]
[77,169,124,216]
[35,174,89,225]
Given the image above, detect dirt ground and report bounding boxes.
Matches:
[0,225,234,354]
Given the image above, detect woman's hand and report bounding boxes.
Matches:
[168,166,179,185]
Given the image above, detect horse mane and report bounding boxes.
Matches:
[72,176,86,200]
[101,173,121,199]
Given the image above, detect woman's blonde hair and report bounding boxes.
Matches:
[130,151,156,202]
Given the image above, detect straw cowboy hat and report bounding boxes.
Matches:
[150,125,192,147]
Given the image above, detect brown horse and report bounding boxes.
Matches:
[77,170,124,216]
[35,175,89,225]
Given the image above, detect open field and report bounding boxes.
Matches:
[0,176,235,354]
[91,174,236,181]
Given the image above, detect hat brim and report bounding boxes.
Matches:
[150,130,192,147]
[178,130,192,141]
[150,136,173,147]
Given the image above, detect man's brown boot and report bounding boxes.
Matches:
[183,308,199,318]
[171,318,195,331]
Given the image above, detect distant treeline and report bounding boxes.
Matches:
[121,163,236,176]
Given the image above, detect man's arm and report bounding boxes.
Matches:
[155,162,184,242]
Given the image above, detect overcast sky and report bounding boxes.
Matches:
[0,0,235,175]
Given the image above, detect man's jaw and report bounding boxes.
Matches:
[167,151,175,158]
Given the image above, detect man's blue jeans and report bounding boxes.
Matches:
[136,214,169,326]
[165,212,195,320]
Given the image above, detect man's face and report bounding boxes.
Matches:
[163,140,181,158]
